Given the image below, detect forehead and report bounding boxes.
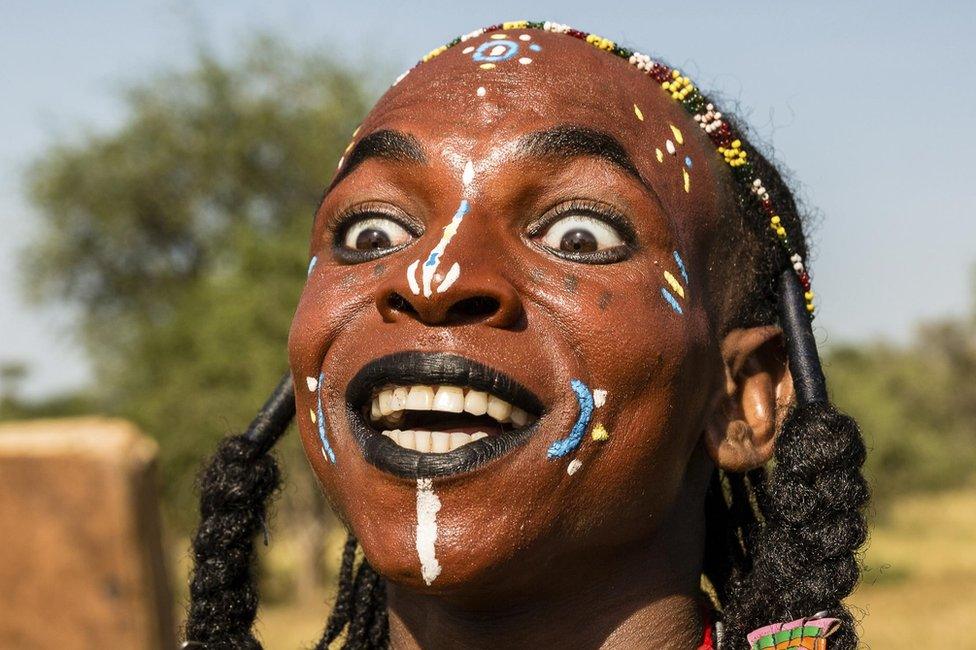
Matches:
[370,31,694,153]
[341,29,727,246]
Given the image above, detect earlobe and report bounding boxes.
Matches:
[704,326,794,472]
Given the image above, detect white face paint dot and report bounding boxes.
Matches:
[306,376,318,392]
[593,389,607,408]
[518,57,533,65]
[462,45,475,54]
[666,139,677,155]
[476,86,486,97]
[462,160,475,186]
[567,459,583,475]
[519,34,531,41]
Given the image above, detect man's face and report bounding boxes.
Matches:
[289,30,727,593]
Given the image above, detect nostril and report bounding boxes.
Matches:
[387,292,418,316]
[447,296,500,322]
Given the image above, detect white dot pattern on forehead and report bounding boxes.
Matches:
[476,86,486,97]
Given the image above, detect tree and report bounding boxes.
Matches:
[824,268,976,507]
[24,36,375,533]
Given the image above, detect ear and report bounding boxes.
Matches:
[704,326,794,472]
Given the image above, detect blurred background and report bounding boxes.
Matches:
[1,1,973,647]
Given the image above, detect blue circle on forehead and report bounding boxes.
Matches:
[529,43,542,51]
[685,156,693,168]
[472,39,519,62]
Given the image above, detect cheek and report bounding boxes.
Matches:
[545,266,716,538]
[288,268,376,379]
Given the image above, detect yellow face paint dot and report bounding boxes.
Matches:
[490,33,507,39]
[664,271,685,299]
[670,124,684,144]
[634,104,644,121]
[479,63,496,70]
[683,168,691,193]
[591,424,610,442]
[655,148,664,163]
[309,408,317,424]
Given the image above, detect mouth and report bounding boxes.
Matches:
[345,352,545,478]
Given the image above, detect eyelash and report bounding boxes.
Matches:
[528,199,637,263]
[529,199,635,239]
[326,199,636,264]
[330,204,422,263]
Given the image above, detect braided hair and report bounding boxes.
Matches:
[183,22,868,650]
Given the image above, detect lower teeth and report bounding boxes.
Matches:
[383,429,488,453]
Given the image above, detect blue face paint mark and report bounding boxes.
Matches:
[307,256,318,276]
[423,199,469,268]
[684,156,693,168]
[547,379,594,459]
[673,250,689,283]
[316,370,336,463]
[473,40,519,62]
[661,287,683,315]
[529,43,542,52]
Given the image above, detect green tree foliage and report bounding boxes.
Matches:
[824,271,976,506]
[24,37,374,528]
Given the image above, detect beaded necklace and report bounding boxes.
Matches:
[404,20,816,316]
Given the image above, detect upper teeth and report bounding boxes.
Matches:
[370,384,530,427]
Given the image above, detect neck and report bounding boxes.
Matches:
[386,489,708,649]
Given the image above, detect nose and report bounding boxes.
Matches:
[376,266,523,328]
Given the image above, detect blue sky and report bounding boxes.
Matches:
[2,1,974,397]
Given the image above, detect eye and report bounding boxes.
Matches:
[341,217,412,252]
[539,215,625,254]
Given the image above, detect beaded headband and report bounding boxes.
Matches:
[400,20,815,316]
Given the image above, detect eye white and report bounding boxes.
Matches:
[539,215,624,251]
[342,217,412,250]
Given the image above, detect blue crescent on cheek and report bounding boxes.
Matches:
[547,379,594,459]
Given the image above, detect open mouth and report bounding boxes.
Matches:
[345,352,545,478]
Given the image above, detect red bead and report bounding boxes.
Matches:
[650,64,671,83]
[567,28,587,39]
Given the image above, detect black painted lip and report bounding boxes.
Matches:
[344,351,546,479]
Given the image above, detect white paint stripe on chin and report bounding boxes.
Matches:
[415,478,443,585]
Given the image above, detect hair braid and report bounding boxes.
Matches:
[184,434,281,648]
[184,374,293,649]
[314,536,389,649]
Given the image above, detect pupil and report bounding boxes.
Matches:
[560,229,598,253]
[355,228,391,250]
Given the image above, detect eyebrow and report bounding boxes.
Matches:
[517,125,649,189]
[325,129,427,194]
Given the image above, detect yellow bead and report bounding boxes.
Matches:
[806,303,815,312]
[771,216,781,224]
[731,139,742,148]
[804,291,814,300]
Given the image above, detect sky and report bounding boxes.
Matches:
[1,1,974,398]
